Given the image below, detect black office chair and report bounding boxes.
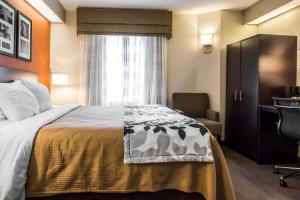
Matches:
[273,97,300,187]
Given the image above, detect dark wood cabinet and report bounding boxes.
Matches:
[225,34,298,163]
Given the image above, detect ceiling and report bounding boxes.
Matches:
[58,0,260,14]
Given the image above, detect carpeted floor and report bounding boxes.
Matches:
[222,146,300,200]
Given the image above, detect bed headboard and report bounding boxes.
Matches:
[0,66,38,83]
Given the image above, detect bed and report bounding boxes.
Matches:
[0,67,235,200]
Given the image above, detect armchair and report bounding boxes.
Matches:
[172,93,222,141]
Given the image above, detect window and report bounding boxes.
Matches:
[79,35,167,106]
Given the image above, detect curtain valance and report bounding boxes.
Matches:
[77,8,172,39]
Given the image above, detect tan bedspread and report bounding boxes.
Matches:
[26,106,235,200]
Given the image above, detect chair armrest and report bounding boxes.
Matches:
[174,109,184,115]
[206,109,219,122]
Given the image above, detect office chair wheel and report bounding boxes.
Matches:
[279,179,287,187]
[273,169,279,174]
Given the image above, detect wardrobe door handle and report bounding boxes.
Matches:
[234,91,237,102]
[239,91,243,102]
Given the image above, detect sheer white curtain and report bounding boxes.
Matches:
[79,35,167,106]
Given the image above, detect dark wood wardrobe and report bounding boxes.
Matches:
[225,34,298,163]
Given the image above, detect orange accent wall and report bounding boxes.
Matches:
[0,0,50,88]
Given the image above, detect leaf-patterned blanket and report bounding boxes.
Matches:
[124,105,214,164]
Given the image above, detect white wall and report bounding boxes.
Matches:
[50,12,80,105]
[167,13,198,106]
[197,11,221,112]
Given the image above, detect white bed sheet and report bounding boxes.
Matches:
[0,104,80,200]
[0,120,12,131]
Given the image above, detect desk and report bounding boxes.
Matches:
[260,105,277,113]
[257,105,298,164]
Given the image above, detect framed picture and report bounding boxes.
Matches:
[17,11,31,61]
[0,0,16,57]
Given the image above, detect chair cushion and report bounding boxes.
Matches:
[172,93,209,118]
[194,118,222,137]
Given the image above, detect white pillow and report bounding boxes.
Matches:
[0,82,40,122]
[0,109,6,120]
[20,79,53,112]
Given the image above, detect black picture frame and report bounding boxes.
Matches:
[17,11,32,61]
[0,0,16,57]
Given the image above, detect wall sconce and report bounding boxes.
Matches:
[52,73,69,86]
[200,34,213,54]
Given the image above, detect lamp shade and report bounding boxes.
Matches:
[52,73,69,85]
[200,34,213,46]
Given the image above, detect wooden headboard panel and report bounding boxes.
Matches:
[0,66,38,83]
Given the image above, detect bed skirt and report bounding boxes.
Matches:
[26,190,205,200]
